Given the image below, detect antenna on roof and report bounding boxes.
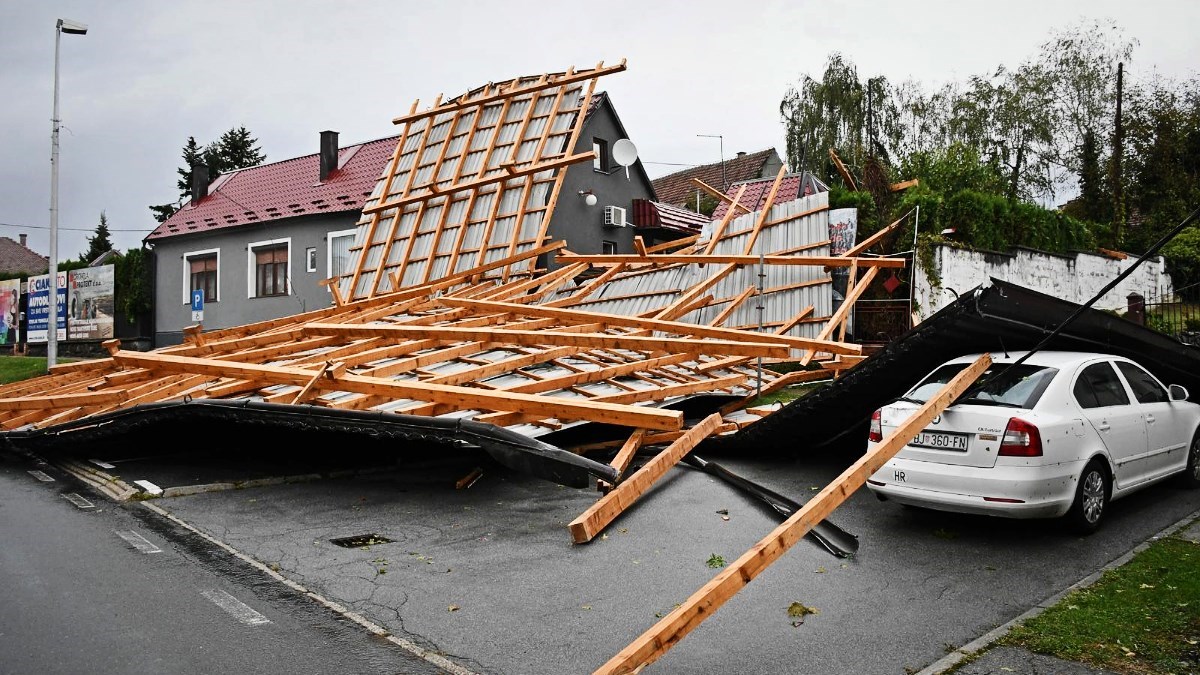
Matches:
[612,139,638,181]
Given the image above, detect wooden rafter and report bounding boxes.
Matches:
[595,355,992,673]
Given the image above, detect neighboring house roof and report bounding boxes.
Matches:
[0,237,48,276]
[711,172,829,219]
[145,135,399,242]
[630,199,710,233]
[650,148,780,207]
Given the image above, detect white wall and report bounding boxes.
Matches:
[914,245,1174,320]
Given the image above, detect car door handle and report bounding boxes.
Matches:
[1097,422,1110,431]
[1145,414,1155,424]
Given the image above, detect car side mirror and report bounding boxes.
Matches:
[1170,384,1189,402]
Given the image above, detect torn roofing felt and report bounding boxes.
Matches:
[710,277,1200,453]
[1,399,618,488]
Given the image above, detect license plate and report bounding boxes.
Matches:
[910,430,968,451]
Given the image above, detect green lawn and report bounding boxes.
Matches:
[0,356,84,384]
[1000,521,1200,674]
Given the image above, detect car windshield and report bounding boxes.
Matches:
[903,363,1059,409]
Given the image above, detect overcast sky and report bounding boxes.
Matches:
[2,0,1197,258]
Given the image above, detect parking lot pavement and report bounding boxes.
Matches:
[123,444,1200,675]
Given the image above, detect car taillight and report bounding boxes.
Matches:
[999,417,1042,457]
[868,409,882,442]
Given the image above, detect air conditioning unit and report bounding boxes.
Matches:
[603,205,627,227]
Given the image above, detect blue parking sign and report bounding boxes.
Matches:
[191,290,204,312]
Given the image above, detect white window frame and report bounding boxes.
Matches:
[326,228,357,290]
[247,237,291,298]
[182,247,220,305]
[305,247,318,273]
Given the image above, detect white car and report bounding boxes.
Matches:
[866,351,1200,532]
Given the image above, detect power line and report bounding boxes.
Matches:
[0,221,155,233]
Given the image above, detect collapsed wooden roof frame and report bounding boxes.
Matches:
[0,62,921,673]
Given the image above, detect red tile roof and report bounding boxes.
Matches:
[631,199,710,233]
[650,148,780,207]
[146,136,399,241]
[711,173,829,219]
[0,237,48,276]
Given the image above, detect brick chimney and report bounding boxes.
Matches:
[19,234,27,248]
[319,130,339,181]
[191,163,210,204]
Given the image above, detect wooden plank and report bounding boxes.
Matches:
[702,185,748,255]
[302,323,793,359]
[0,390,125,411]
[608,428,647,482]
[594,354,992,674]
[111,350,684,431]
[690,178,750,215]
[555,253,905,268]
[709,285,757,327]
[436,298,858,356]
[843,212,907,258]
[646,235,700,254]
[889,178,919,192]
[568,413,723,544]
[391,61,625,125]
[633,236,649,257]
[740,165,788,255]
[652,264,737,321]
[829,147,858,191]
[799,266,879,365]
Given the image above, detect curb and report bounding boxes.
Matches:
[917,505,1200,675]
[55,459,139,501]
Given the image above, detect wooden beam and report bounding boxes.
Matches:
[646,235,700,254]
[690,178,750,215]
[889,178,919,192]
[741,165,788,255]
[843,212,908,258]
[800,267,879,365]
[702,185,748,255]
[555,253,905,268]
[594,354,992,674]
[0,390,125,411]
[569,413,723,544]
[111,350,684,431]
[302,323,792,359]
[633,236,648,257]
[391,62,625,125]
[709,285,757,327]
[608,428,647,482]
[829,147,857,191]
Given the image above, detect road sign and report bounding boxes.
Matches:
[191,289,204,322]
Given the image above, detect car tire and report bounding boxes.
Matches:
[1065,459,1110,535]
[1178,434,1200,490]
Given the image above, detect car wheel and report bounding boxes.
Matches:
[1066,460,1110,534]
[1178,434,1200,490]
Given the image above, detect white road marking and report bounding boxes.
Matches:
[62,493,94,509]
[115,530,162,554]
[88,459,117,469]
[27,470,54,482]
[200,589,271,626]
[132,480,163,496]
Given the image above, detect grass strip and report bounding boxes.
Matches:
[1001,525,1200,674]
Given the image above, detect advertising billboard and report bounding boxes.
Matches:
[28,271,67,343]
[0,279,19,346]
[68,265,115,340]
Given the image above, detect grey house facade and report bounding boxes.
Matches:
[146,95,657,347]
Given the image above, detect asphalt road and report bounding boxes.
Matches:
[0,451,443,675]
[84,442,1200,675]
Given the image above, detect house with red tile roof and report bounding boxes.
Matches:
[145,92,656,346]
[0,234,48,277]
[650,148,784,210]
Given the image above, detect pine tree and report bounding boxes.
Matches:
[148,128,266,222]
[175,136,205,196]
[81,211,114,263]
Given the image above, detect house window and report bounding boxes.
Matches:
[602,240,617,255]
[183,249,219,304]
[327,228,357,282]
[248,240,289,297]
[306,247,317,273]
[593,138,609,172]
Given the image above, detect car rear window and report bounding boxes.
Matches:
[904,363,1058,409]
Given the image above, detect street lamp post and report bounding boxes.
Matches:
[48,18,87,369]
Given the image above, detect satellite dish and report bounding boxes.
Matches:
[612,139,638,180]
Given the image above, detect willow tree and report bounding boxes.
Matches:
[779,53,900,184]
